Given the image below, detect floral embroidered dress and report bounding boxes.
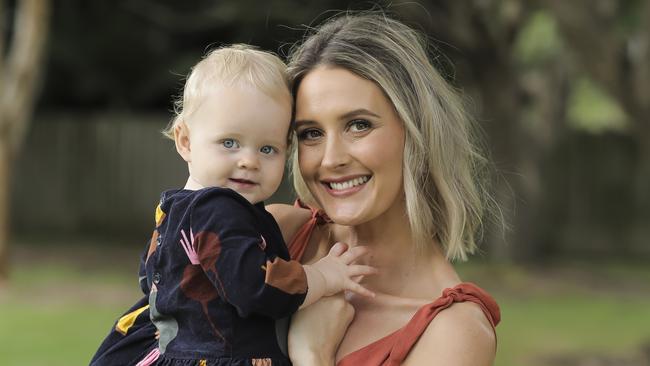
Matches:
[94,187,307,366]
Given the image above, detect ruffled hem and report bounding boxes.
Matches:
[154,354,291,366]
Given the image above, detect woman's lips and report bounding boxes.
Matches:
[321,175,371,197]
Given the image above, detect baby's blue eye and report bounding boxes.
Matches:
[260,146,275,154]
[222,139,239,149]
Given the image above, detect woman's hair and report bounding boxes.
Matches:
[163,44,291,139]
[287,12,494,261]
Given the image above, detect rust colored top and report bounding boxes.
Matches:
[287,201,501,366]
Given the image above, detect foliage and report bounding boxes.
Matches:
[568,77,628,134]
[513,10,562,65]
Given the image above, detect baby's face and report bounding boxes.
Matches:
[184,85,291,204]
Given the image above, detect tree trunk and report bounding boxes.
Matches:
[0,0,50,280]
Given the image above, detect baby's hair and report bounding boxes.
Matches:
[163,44,291,139]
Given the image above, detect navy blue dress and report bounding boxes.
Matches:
[91,187,306,366]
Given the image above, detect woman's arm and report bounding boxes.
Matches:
[403,302,496,366]
[266,203,312,244]
[270,204,357,365]
[288,294,354,366]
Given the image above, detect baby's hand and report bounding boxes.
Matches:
[303,242,377,305]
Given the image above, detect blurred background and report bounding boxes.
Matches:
[1,0,649,365]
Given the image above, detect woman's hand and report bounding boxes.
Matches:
[288,293,354,366]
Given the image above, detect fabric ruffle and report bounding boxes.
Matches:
[153,354,290,366]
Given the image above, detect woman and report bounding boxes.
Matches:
[268,12,501,365]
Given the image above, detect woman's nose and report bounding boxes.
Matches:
[320,135,350,169]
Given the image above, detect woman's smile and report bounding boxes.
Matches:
[321,175,372,196]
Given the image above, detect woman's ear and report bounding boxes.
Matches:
[174,122,191,162]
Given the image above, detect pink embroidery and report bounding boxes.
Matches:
[180,228,200,265]
[135,348,160,366]
[258,235,267,250]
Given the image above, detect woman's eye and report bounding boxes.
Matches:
[222,139,239,149]
[260,146,276,154]
[349,119,371,132]
[297,129,322,141]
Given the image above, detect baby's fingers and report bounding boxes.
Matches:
[347,264,378,278]
[339,245,371,264]
[328,242,349,257]
[345,280,375,298]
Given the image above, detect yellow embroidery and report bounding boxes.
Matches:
[199,360,207,366]
[251,358,272,366]
[155,204,166,226]
[115,305,150,335]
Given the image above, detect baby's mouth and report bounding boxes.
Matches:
[229,178,256,185]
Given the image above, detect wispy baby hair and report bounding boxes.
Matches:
[163,44,290,139]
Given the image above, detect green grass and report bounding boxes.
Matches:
[2,244,650,366]
[496,294,650,365]
[0,301,126,365]
[458,260,650,365]
[0,243,143,366]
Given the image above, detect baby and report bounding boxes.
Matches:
[97,45,375,366]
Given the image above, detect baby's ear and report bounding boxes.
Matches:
[174,122,191,162]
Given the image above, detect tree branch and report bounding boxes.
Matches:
[0,0,6,87]
[0,0,50,155]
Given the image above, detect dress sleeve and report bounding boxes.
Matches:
[186,191,307,319]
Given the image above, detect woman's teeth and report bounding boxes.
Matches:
[328,176,369,190]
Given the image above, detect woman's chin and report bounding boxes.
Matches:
[322,205,368,226]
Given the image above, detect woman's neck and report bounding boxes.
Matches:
[331,199,460,299]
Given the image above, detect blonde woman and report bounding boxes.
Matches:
[268,12,501,365]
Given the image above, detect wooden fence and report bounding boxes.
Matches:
[10,112,294,238]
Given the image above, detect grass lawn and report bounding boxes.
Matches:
[1,241,649,366]
[0,241,144,366]
[496,294,650,365]
[458,261,650,365]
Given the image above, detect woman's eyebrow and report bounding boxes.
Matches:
[294,120,317,128]
[340,108,381,120]
[295,109,380,127]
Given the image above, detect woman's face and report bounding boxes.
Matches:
[295,66,406,225]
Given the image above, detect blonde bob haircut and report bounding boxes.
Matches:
[163,44,291,139]
[287,13,492,261]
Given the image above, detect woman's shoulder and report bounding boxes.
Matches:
[266,202,313,224]
[404,301,496,365]
[266,203,313,243]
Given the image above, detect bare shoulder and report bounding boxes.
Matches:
[403,302,496,366]
[266,203,313,243]
[266,203,312,224]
